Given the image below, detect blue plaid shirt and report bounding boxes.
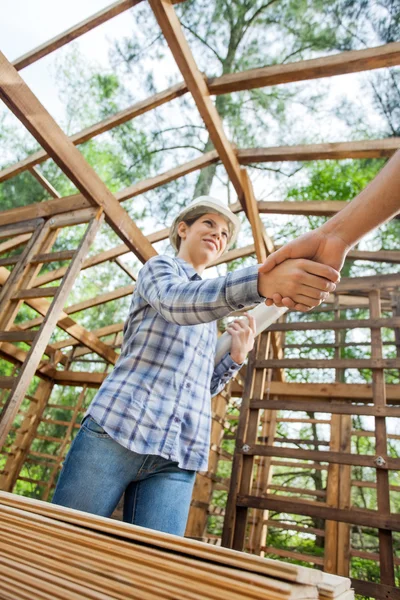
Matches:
[87,255,265,471]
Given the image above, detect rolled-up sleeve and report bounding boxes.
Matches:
[136,255,265,326]
[210,351,243,397]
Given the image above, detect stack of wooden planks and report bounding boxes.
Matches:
[0,491,353,600]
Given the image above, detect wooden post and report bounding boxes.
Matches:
[369,290,395,586]
[0,212,104,449]
[0,379,53,492]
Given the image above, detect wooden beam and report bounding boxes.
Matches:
[0,214,105,448]
[0,83,188,185]
[148,0,244,201]
[258,200,347,216]
[48,370,107,387]
[241,170,268,263]
[208,42,400,94]
[238,138,400,163]
[0,51,156,263]
[12,1,142,70]
[336,271,400,292]
[0,267,118,364]
[0,151,219,226]
[12,0,185,71]
[236,494,400,532]
[267,316,400,332]
[29,167,60,199]
[256,358,400,369]
[64,284,134,315]
[266,381,400,401]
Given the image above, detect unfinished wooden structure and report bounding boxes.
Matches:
[0,1,399,599]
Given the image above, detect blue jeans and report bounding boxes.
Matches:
[52,416,196,536]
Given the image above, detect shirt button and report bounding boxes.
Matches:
[224,372,229,376]
[185,382,191,389]
[174,417,180,423]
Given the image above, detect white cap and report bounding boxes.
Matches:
[169,196,241,253]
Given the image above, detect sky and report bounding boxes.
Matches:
[1,0,140,121]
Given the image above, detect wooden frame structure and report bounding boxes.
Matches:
[0,1,399,598]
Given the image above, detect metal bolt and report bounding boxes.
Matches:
[375,456,386,468]
[242,444,250,453]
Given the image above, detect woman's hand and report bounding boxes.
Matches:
[257,258,339,312]
[226,312,256,364]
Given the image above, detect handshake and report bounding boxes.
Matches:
[257,228,350,312]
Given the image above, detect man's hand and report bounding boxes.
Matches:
[259,230,350,310]
[257,258,339,313]
[227,313,256,364]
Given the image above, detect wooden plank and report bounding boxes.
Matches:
[0,378,15,390]
[258,200,347,216]
[0,51,156,263]
[12,0,185,71]
[261,546,324,566]
[30,250,76,264]
[265,381,400,401]
[148,0,244,201]
[336,271,400,292]
[222,346,257,549]
[64,284,134,315]
[251,398,400,416]
[29,167,60,199]
[267,316,400,332]
[12,0,142,70]
[238,138,400,163]
[0,380,53,492]
[369,290,395,586]
[0,491,324,585]
[236,495,400,532]
[48,370,107,387]
[351,579,400,600]
[0,234,31,255]
[208,42,400,94]
[0,151,219,240]
[0,214,104,449]
[0,83,189,185]
[238,444,400,469]
[0,220,46,314]
[0,332,36,343]
[233,333,271,551]
[12,288,59,300]
[255,358,400,369]
[241,170,268,263]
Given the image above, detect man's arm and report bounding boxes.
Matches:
[259,149,400,309]
[260,149,400,274]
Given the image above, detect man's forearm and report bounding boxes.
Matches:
[321,150,400,247]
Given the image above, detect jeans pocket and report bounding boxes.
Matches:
[82,415,110,438]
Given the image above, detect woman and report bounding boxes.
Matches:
[52,196,339,535]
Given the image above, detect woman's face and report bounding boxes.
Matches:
[178,212,230,262]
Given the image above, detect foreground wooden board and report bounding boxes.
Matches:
[318,573,352,599]
[0,491,321,586]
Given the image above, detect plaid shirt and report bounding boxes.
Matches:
[87,255,265,471]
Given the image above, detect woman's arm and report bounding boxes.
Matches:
[210,313,256,397]
[136,255,339,326]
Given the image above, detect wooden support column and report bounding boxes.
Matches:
[0,212,104,449]
[0,51,156,263]
[222,332,271,549]
[369,290,395,586]
[185,387,232,539]
[0,379,53,492]
[41,386,89,501]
